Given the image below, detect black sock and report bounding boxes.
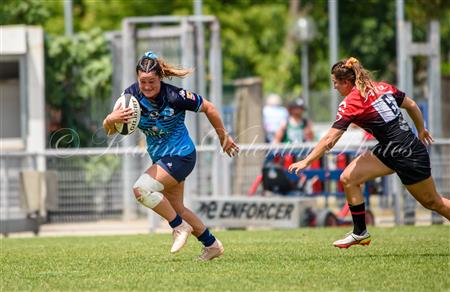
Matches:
[169,214,182,228]
[197,228,216,247]
[349,203,366,235]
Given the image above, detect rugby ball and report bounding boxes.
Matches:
[113,93,141,135]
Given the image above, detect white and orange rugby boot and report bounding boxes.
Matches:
[333,230,371,249]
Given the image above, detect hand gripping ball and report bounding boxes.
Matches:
[113,93,141,135]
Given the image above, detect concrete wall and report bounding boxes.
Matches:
[0,25,45,168]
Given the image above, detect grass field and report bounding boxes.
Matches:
[1,226,449,291]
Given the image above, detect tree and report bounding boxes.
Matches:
[46,29,112,147]
[3,0,449,125]
[0,0,50,25]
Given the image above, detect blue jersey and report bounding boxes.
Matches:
[124,81,203,161]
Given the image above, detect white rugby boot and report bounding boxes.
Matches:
[170,220,193,253]
[333,230,371,249]
[198,239,224,261]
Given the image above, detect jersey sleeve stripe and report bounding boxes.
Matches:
[194,94,203,112]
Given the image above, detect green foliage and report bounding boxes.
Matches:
[443,63,450,76]
[45,28,111,107]
[406,0,450,24]
[406,0,450,77]
[4,0,449,126]
[211,3,289,84]
[45,28,112,147]
[40,0,192,34]
[84,155,120,186]
[0,0,50,25]
[338,0,398,82]
[2,0,113,148]
[1,226,449,291]
[203,1,310,97]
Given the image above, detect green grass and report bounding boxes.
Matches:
[1,226,449,291]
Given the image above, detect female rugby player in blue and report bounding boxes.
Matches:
[103,51,239,260]
[289,57,450,248]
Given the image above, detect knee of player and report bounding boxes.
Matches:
[420,196,442,211]
[340,172,362,188]
[132,187,143,201]
[340,172,351,186]
[133,173,165,208]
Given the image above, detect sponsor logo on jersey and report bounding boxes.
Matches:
[186,91,196,101]
[179,89,196,101]
[143,126,167,137]
[161,107,175,117]
[150,111,159,119]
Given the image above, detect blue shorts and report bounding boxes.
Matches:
[155,151,197,182]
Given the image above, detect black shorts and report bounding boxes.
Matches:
[372,138,431,185]
[155,151,196,182]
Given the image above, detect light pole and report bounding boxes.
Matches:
[64,0,73,36]
[328,0,338,120]
[295,17,316,108]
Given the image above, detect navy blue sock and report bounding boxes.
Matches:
[349,203,366,235]
[169,214,182,229]
[197,228,216,247]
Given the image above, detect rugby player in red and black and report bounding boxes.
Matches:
[288,57,450,248]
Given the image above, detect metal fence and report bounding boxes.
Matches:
[1,140,449,228]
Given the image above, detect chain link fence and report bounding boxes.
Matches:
[1,140,449,231]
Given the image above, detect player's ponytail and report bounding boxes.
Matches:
[332,57,376,100]
[157,58,193,79]
[136,51,193,79]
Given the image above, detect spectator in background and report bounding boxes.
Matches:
[263,93,288,142]
[273,98,314,144]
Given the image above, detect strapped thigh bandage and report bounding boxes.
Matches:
[133,173,164,208]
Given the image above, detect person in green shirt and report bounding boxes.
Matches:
[273,98,314,144]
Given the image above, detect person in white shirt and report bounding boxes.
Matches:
[263,93,288,142]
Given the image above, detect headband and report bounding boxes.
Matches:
[136,51,159,73]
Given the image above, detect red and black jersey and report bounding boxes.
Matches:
[332,82,414,145]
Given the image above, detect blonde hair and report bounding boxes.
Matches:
[331,57,376,99]
[136,55,193,79]
[157,58,193,78]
